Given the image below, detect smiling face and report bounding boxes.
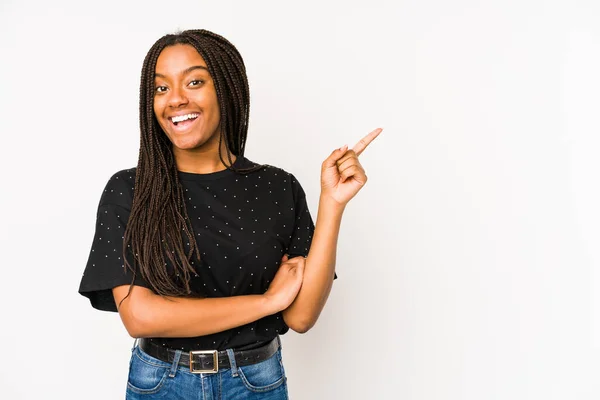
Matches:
[153,44,222,157]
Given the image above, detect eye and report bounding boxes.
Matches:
[155,85,168,93]
[189,79,204,87]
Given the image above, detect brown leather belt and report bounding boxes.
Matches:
[138,336,280,374]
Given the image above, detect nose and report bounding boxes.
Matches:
[167,86,189,108]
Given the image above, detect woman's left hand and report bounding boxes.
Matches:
[320,128,382,205]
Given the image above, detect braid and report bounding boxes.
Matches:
[120,29,265,302]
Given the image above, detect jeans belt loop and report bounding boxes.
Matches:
[226,348,239,377]
[169,350,182,378]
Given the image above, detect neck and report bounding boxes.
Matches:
[173,137,237,174]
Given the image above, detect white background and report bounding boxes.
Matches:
[1,0,599,399]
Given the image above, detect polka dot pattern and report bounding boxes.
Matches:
[78,156,331,352]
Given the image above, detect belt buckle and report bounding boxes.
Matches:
[189,350,219,374]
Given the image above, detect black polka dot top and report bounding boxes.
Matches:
[78,156,336,352]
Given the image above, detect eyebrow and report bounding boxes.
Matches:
[155,65,209,79]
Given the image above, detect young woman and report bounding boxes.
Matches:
[78,28,381,399]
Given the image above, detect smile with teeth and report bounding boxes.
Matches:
[170,113,199,126]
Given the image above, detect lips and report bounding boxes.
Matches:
[170,112,199,124]
[168,113,200,132]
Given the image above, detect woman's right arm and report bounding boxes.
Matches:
[112,256,305,338]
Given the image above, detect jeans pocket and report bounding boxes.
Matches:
[126,346,171,395]
[237,349,286,393]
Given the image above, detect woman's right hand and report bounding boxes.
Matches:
[263,255,305,314]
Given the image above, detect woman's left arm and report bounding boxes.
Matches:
[282,128,383,333]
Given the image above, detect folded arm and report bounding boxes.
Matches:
[112,285,276,338]
[112,255,304,338]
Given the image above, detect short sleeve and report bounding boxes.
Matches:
[286,174,337,280]
[79,170,152,312]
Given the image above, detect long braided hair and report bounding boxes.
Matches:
[121,29,264,302]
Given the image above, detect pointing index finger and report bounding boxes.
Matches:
[352,128,383,156]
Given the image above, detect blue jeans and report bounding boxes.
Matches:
[125,337,289,399]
